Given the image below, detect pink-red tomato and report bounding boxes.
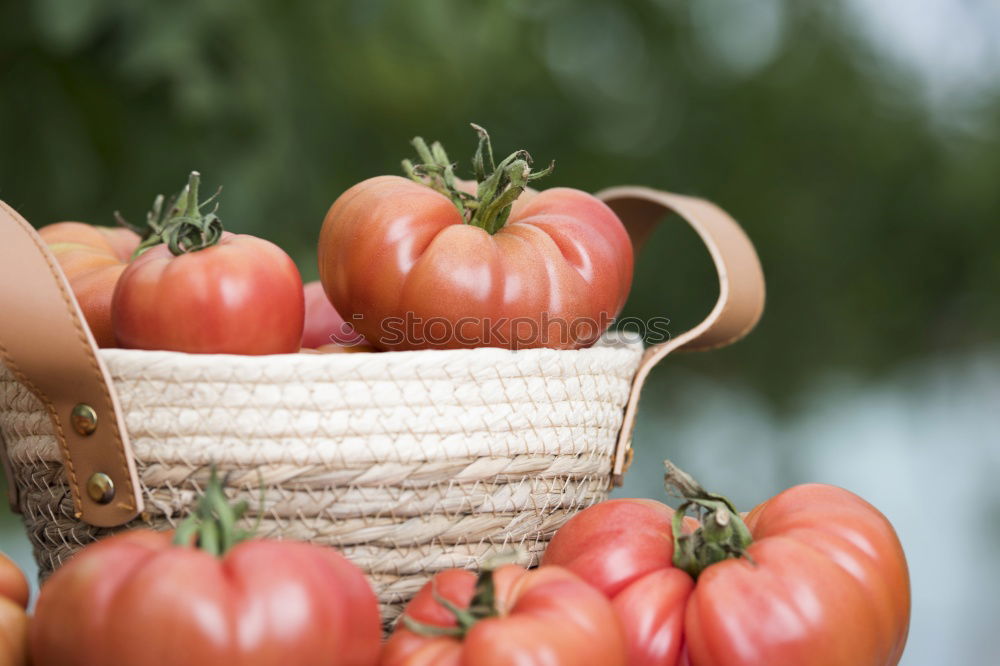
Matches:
[543,486,910,666]
[382,564,626,666]
[302,280,366,348]
[318,176,632,351]
[30,530,381,666]
[113,233,304,354]
[38,222,141,347]
[0,552,29,666]
[0,553,27,611]
[0,596,28,666]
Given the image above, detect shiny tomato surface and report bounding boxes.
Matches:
[30,530,381,666]
[319,176,632,350]
[382,564,626,666]
[39,222,140,347]
[113,233,304,354]
[544,486,910,666]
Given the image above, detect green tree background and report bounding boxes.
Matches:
[2,0,997,403]
[1,2,998,662]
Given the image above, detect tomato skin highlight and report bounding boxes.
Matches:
[29,530,382,666]
[113,233,304,355]
[382,564,627,666]
[544,485,910,666]
[318,176,632,351]
[38,222,141,348]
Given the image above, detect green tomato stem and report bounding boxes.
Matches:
[401,550,522,638]
[402,124,554,234]
[172,465,255,557]
[126,170,225,258]
[666,461,755,579]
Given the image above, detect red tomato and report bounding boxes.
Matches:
[30,473,381,666]
[0,553,28,611]
[38,222,141,347]
[302,280,366,348]
[543,467,910,666]
[0,552,29,666]
[382,563,626,666]
[114,233,304,354]
[318,127,632,351]
[112,173,304,354]
[0,596,28,666]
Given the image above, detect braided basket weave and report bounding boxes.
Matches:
[0,187,764,623]
[0,341,641,620]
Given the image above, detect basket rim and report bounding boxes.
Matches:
[96,333,647,369]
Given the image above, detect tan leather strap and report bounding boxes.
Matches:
[599,187,765,485]
[0,200,142,526]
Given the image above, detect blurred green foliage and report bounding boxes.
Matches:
[1,0,998,405]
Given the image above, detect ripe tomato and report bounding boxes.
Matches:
[38,222,140,347]
[302,280,366,348]
[30,471,381,666]
[0,552,29,666]
[112,172,304,354]
[382,562,626,666]
[319,126,632,351]
[543,464,910,666]
[0,553,27,611]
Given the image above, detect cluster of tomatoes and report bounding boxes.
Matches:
[1,462,909,665]
[43,126,634,356]
[9,128,910,664]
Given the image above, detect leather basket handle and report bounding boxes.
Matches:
[599,186,766,485]
[0,200,143,527]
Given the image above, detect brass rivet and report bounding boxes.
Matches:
[86,473,115,504]
[71,404,98,436]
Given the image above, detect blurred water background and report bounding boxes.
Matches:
[1,2,998,663]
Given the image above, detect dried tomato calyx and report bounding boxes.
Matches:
[172,465,257,557]
[401,551,522,638]
[402,124,554,235]
[666,461,755,579]
[119,170,225,258]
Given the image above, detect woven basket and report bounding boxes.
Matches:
[0,187,764,622]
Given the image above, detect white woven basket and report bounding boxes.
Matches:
[0,187,764,622]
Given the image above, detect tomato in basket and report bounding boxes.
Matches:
[30,469,381,666]
[38,221,140,347]
[543,462,911,666]
[0,552,28,666]
[112,172,304,355]
[302,280,367,348]
[318,124,633,351]
[382,555,626,666]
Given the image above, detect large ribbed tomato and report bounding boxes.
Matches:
[112,172,304,354]
[319,127,632,351]
[382,563,626,666]
[543,464,910,666]
[38,222,140,347]
[30,473,381,666]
